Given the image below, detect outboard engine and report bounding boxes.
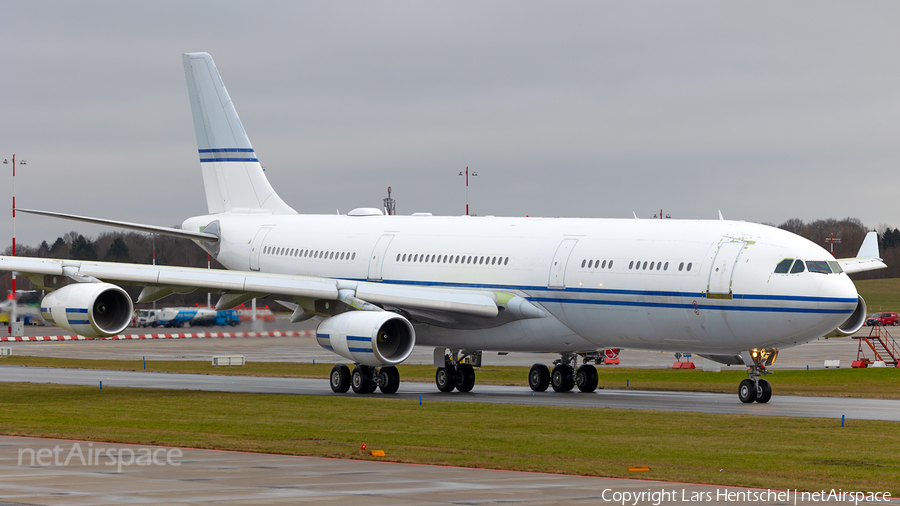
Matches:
[41,283,133,337]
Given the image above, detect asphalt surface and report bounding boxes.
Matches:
[2,365,898,421]
[5,436,870,506]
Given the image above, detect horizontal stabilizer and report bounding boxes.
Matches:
[17,208,218,242]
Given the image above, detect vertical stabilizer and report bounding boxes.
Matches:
[182,52,295,214]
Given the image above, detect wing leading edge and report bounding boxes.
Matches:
[0,256,504,320]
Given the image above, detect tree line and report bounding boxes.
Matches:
[1,231,223,306]
[1,218,898,303]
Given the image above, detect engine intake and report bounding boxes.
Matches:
[316,311,415,367]
[823,295,867,338]
[41,283,134,337]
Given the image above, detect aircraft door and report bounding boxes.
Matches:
[249,227,272,271]
[367,234,395,281]
[548,238,578,288]
[707,241,744,298]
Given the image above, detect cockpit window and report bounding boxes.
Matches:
[774,259,793,274]
[828,261,843,274]
[806,261,832,274]
[790,260,806,274]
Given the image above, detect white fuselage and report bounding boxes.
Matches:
[183,213,859,356]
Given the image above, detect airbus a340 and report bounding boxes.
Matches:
[0,53,885,403]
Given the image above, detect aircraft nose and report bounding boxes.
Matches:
[819,273,858,305]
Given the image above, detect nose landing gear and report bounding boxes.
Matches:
[738,348,777,404]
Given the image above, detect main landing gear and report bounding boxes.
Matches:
[329,364,400,394]
[529,352,602,393]
[737,348,777,404]
[434,349,481,393]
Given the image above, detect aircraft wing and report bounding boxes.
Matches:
[837,231,887,274]
[0,256,502,319]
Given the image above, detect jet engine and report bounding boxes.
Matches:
[41,283,134,337]
[316,311,415,367]
[823,295,867,338]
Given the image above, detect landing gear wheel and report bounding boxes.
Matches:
[456,363,476,392]
[330,364,351,393]
[551,365,575,392]
[575,364,599,393]
[377,366,400,394]
[435,366,457,392]
[738,379,757,403]
[528,364,550,392]
[755,379,772,404]
[351,365,377,394]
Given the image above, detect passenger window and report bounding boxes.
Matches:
[642,261,648,270]
[806,261,831,274]
[687,263,692,271]
[582,259,586,268]
[664,262,668,270]
[679,262,684,271]
[443,255,448,263]
[504,257,509,265]
[629,261,634,269]
[608,260,613,268]
[656,262,661,271]
[601,260,606,268]
[790,260,805,274]
[492,257,497,265]
[649,262,655,270]
[774,259,793,274]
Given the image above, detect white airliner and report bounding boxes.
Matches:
[0,53,886,403]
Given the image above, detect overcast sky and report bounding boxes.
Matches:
[2,1,899,248]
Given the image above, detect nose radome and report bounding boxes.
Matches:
[819,274,858,302]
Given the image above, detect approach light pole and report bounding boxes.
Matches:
[458,167,478,216]
[3,155,25,335]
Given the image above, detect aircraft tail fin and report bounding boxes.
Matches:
[182,52,295,215]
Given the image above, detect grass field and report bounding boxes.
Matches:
[855,278,900,313]
[1,383,897,494]
[3,356,899,399]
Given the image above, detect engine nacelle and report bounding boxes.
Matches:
[823,295,867,338]
[316,311,415,367]
[41,283,134,338]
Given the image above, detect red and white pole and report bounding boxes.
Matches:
[465,166,469,216]
[9,154,15,335]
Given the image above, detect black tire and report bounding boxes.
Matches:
[738,379,757,403]
[528,364,550,392]
[576,364,599,393]
[756,379,772,404]
[551,365,575,392]
[378,366,401,394]
[352,365,377,394]
[435,366,456,392]
[456,364,476,392]
[330,364,351,393]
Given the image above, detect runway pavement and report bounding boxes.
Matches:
[6,436,872,506]
[2,365,898,421]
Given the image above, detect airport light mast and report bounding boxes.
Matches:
[458,166,477,216]
[825,233,841,253]
[3,155,25,335]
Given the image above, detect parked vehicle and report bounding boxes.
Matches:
[135,308,238,327]
[865,312,899,326]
